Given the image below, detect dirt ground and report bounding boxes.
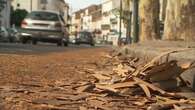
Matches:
[0,47,120,110]
[1,47,149,110]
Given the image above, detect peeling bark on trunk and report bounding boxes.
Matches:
[164,0,195,41]
[163,1,178,40]
[139,0,160,41]
[160,0,167,21]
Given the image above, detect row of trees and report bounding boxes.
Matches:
[124,0,195,42]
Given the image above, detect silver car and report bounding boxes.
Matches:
[20,10,69,46]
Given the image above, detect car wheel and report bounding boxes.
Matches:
[57,42,62,46]
[63,42,68,47]
[32,39,37,45]
[21,38,28,44]
[90,43,95,46]
[75,42,80,45]
[9,37,14,43]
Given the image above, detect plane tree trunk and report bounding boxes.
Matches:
[160,0,167,21]
[163,0,195,41]
[139,0,161,41]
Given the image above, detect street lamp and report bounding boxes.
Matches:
[126,11,132,44]
[132,0,139,43]
[118,0,122,46]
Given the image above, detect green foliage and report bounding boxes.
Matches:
[11,9,28,27]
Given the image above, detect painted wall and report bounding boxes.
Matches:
[12,0,40,12]
[0,0,11,28]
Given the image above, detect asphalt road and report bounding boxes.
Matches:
[0,43,105,55]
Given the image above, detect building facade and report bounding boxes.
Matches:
[81,5,100,31]
[71,0,127,45]
[0,0,12,28]
[71,5,101,33]
[71,9,84,33]
[91,5,102,31]
[101,0,126,45]
[40,0,69,16]
[12,0,69,23]
[12,0,41,12]
[40,0,70,24]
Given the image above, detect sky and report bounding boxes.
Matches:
[65,0,102,13]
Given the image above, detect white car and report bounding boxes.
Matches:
[69,35,76,44]
[0,26,9,42]
[20,10,69,46]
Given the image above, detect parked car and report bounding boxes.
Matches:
[7,28,20,42]
[69,34,76,44]
[75,31,95,46]
[20,10,69,46]
[0,28,2,37]
[0,26,9,42]
[120,37,127,45]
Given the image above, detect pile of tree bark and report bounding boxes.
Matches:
[79,49,195,110]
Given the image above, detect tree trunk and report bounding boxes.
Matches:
[160,0,167,21]
[163,0,195,41]
[139,0,160,41]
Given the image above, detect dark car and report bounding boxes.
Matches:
[20,10,69,46]
[75,31,95,46]
[7,28,20,42]
[120,37,127,45]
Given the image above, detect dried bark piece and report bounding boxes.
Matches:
[87,99,111,110]
[71,93,90,101]
[79,106,88,110]
[109,81,137,89]
[138,84,151,98]
[92,73,111,81]
[133,49,191,76]
[146,61,184,82]
[95,84,118,93]
[76,83,95,93]
[133,77,166,95]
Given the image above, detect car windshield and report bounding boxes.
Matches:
[78,32,92,38]
[26,12,59,21]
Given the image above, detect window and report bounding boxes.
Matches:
[17,3,20,7]
[27,12,59,21]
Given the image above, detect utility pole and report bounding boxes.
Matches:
[30,0,32,12]
[118,0,122,46]
[132,0,139,43]
[126,12,132,44]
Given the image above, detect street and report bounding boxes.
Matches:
[0,43,103,55]
[0,43,112,110]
